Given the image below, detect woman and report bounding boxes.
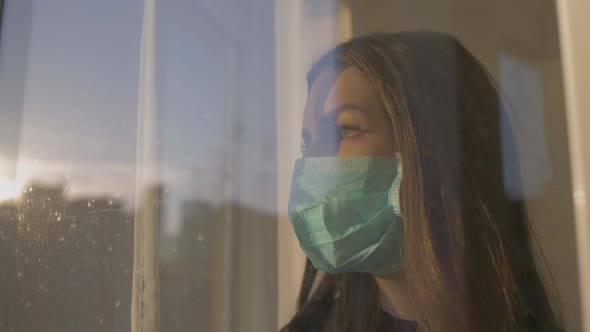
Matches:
[281,32,564,332]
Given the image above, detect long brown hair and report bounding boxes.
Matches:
[281,32,565,332]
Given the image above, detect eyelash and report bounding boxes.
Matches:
[337,124,362,140]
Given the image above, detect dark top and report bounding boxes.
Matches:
[378,310,418,332]
[279,306,418,331]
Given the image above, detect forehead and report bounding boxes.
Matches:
[305,66,382,117]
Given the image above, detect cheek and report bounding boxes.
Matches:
[336,135,395,157]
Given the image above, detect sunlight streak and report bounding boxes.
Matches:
[0,176,20,202]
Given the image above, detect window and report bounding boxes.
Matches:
[0,0,587,331]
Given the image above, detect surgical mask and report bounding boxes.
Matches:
[288,156,404,274]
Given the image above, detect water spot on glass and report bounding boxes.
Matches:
[115,300,120,308]
[197,233,204,242]
[108,198,114,205]
[28,186,33,192]
[108,246,113,252]
[26,226,30,232]
[87,200,92,207]
[58,236,65,242]
[17,271,22,278]
[26,301,31,307]
[57,215,61,221]
[98,317,103,324]
[17,214,24,221]
[70,223,76,229]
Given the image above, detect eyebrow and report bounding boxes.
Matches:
[315,103,369,124]
[326,103,369,115]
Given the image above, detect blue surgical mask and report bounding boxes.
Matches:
[288,156,404,274]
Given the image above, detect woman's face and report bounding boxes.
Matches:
[302,66,396,157]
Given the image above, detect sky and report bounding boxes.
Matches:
[0,0,273,234]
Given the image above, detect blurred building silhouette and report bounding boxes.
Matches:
[159,201,217,332]
[0,181,276,332]
[158,198,276,332]
[0,182,134,332]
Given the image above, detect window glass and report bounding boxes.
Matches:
[0,0,583,331]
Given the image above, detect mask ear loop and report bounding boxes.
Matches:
[390,154,403,217]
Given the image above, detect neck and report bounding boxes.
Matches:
[373,271,417,321]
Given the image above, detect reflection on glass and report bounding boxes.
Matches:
[1,0,279,331]
[0,0,157,327]
[0,0,581,331]
[0,0,142,330]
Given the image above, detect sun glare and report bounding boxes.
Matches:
[0,176,19,202]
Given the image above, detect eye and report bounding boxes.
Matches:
[337,125,362,140]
